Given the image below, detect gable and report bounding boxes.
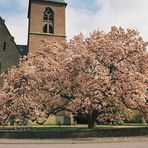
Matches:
[0,17,19,53]
[0,17,20,73]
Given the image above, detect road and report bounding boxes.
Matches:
[0,142,148,148]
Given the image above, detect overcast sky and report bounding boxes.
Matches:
[0,0,148,45]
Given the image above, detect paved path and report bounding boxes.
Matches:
[0,137,148,148]
[0,142,148,148]
[0,136,148,144]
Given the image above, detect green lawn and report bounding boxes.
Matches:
[0,124,148,132]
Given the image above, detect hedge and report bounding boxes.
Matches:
[0,126,148,139]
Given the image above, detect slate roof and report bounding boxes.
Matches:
[42,0,66,3]
[30,0,66,4]
[17,45,28,56]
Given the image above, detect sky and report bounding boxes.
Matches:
[0,0,148,45]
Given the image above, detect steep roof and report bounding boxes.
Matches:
[0,17,20,54]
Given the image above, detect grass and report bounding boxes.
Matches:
[0,125,87,132]
[0,123,147,132]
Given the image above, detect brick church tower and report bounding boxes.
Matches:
[28,0,67,53]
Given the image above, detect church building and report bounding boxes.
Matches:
[0,0,67,73]
[0,17,20,74]
[28,0,67,53]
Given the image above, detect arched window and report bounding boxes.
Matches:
[43,7,54,34]
[43,24,47,33]
[49,24,54,34]
[43,7,54,21]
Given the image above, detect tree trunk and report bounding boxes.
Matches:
[140,112,146,125]
[88,119,96,129]
[87,111,97,129]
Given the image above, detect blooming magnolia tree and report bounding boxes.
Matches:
[0,42,68,125]
[0,27,147,128]
[66,27,148,128]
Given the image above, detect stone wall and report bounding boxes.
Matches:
[0,17,20,74]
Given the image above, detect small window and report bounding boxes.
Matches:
[43,7,54,21]
[43,24,47,33]
[49,24,54,34]
[3,42,6,51]
[43,24,54,34]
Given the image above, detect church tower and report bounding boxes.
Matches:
[28,0,67,53]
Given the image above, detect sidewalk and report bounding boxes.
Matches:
[0,136,148,144]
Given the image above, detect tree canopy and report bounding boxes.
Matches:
[0,27,148,128]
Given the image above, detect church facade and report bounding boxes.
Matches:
[28,0,67,53]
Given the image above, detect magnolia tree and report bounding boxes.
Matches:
[0,42,68,125]
[66,27,148,128]
[0,26,148,128]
